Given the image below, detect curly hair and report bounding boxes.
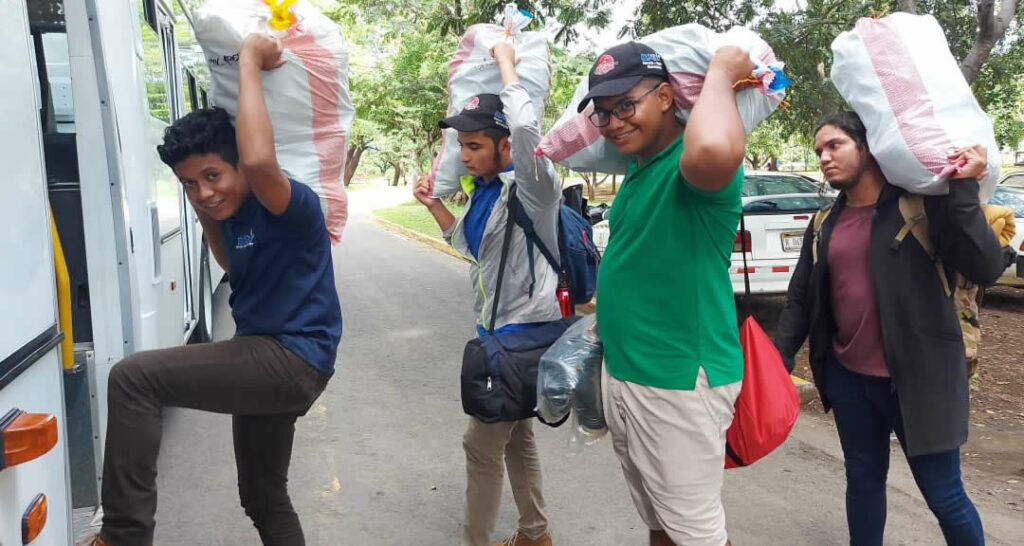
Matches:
[157,107,238,168]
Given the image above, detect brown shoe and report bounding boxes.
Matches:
[491,531,552,546]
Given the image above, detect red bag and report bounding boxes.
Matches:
[724,316,799,469]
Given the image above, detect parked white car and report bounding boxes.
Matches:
[988,184,1024,287]
[731,172,834,294]
[589,172,834,295]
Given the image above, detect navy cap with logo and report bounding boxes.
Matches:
[577,42,669,112]
[439,93,510,133]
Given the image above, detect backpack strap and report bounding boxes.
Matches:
[895,195,952,297]
[811,203,834,265]
[507,190,561,298]
[487,185,519,334]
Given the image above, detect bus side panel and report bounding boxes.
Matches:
[1,0,60,359]
[0,349,72,546]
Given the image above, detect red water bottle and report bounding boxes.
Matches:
[557,275,572,318]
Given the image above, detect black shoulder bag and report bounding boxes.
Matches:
[460,186,579,424]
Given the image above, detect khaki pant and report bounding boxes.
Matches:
[462,417,547,546]
[604,366,741,546]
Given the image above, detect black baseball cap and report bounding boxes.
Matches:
[577,42,669,112]
[439,94,510,133]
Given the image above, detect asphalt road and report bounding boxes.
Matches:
[152,214,1022,545]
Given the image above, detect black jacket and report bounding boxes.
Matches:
[774,178,1003,456]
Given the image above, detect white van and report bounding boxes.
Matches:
[2,1,222,542]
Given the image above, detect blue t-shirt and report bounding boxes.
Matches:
[221,179,342,374]
[464,164,515,260]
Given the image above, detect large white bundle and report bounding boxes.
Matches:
[430,5,551,196]
[194,0,353,242]
[539,24,787,175]
[831,13,999,201]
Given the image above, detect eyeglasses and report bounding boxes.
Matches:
[588,85,663,128]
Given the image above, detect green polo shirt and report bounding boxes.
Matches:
[596,135,744,390]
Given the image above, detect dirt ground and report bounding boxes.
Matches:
[745,286,1024,515]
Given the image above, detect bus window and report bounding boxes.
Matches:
[184,70,198,114]
[138,1,169,123]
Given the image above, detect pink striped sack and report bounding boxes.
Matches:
[539,25,787,175]
[195,0,353,243]
[831,13,999,201]
[430,6,551,196]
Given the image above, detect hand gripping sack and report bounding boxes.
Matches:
[194,0,354,242]
[831,13,1000,202]
[539,24,789,175]
[725,317,799,469]
[430,5,551,196]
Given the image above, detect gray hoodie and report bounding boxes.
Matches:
[444,82,562,331]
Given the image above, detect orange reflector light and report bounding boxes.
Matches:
[793,215,810,220]
[22,493,46,544]
[2,412,58,469]
[737,267,755,274]
[772,266,790,273]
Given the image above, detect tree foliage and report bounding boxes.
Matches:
[630,0,1024,148]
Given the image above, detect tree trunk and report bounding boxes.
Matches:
[344,146,366,186]
[390,163,402,187]
[767,156,779,171]
[960,0,1019,84]
[612,175,617,193]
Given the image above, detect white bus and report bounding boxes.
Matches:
[2,0,223,543]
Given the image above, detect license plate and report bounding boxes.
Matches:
[782,233,803,252]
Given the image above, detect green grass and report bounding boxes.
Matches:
[374,201,465,240]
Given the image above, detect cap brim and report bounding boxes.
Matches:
[438,114,490,132]
[577,75,645,112]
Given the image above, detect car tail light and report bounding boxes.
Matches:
[22,494,46,545]
[733,231,751,253]
[0,410,58,469]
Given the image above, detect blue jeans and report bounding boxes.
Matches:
[823,357,984,546]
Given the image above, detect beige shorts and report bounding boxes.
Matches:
[603,365,741,546]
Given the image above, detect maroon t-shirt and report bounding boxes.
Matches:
[827,204,890,377]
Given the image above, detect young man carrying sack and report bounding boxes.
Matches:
[413,43,571,546]
[584,42,753,546]
[774,112,1003,545]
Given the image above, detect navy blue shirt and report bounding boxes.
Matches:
[221,179,342,374]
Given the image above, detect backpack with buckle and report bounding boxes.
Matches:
[461,186,579,424]
[508,190,600,308]
[811,196,977,373]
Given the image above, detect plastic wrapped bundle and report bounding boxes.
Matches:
[570,334,606,438]
[194,0,353,242]
[538,24,789,175]
[536,314,603,427]
[430,4,551,196]
[831,13,1000,201]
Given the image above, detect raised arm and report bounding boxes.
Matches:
[924,145,1004,285]
[236,33,292,215]
[492,43,561,211]
[680,46,753,192]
